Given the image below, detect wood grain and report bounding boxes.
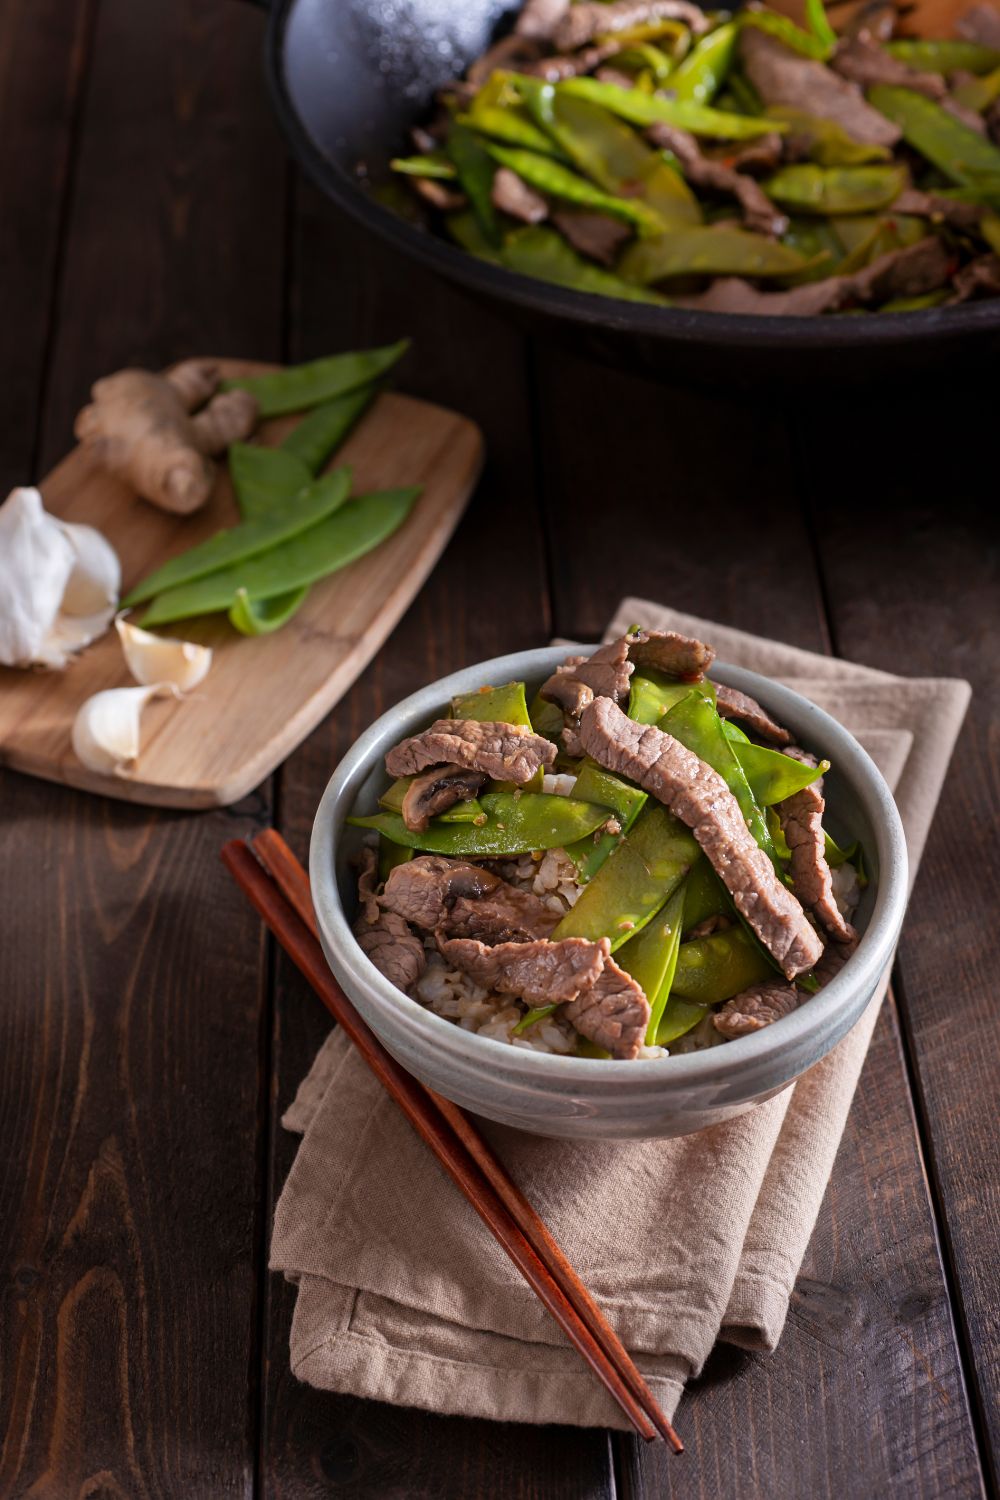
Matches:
[0,372,483,808]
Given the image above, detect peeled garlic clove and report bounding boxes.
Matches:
[71,683,180,777]
[115,616,212,691]
[60,519,121,615]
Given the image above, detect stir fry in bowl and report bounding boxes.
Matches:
[347,630,868,1060]
[390,0,1000,314]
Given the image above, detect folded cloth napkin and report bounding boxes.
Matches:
[270,600,969,1429]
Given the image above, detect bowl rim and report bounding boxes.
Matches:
[309,644,908,1083]
[265,0,1000,355]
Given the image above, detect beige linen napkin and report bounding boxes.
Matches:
[270,600,969,1428]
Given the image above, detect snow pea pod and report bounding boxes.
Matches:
[868,86,1000,197]
[390,153,458,179]
[781,217,843,280]
[762,163,908,214]
[628,670,713,725]
[123,466,351,606]
[720,722,829,805]
[882,290,950,311]
[452,680,532,727]
[228,443,311,522]
[229,585,309,636]
[952,65,1000,114]
[619,225,810,283]
[558,76,789,139]
[885,39,1000,75]
[656,994,708,1045]
[517,82,701,226]
[222,341,409,417]
[553,804,699,951]
[803,0,837,53]
[349,792,611,856]
[739,10,831,61]
[463,76,569,156]
[378,777,484,823]
[565,761,648,881]
[140,486,419,625]
[614,43,676,84]
[447,208,502,263]
[617,884,687,1043]
[280,385,377,476]
[764,107,891,166]
[671,925,774,1005]
[379,836,414,882]
[680,856,729,930]
[486,143,665,236]
[660,691,776,861]
[834,213,926,274]
[668,22,739,102]
[448,122,501,244]
[499,226,669,303]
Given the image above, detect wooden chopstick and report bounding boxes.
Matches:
[243,829,682,1452]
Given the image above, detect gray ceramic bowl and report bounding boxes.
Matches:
[310,646,908,1139]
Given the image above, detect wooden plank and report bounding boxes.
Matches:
[532,349,984,1497]
[258,194,615,1497]
[1,378,482,808]
[0,0,287,1494]
[799,382,999,1492]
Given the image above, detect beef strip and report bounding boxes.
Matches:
[714,683,792,745]
[813,932,859,985]
[777,749,857,944]
[579,697,823,977]
[515,0,570,40]
[385,719,557,782]
[723,132,786,174]
[685,913,732,939]
[467,33,543,85]
[382,855,559,942]
[357,845,381,925]
[413,177,466,213]
[948,253,1000,303]
[957,2,1000,48]
[831,35,947,99]
[492,166,549,223]
[438,934,610,1004]
[523,42,621,80]
[740,28,902,147]
[552,209,631,265]
[842,0,898,43]
[355,909,427,991]
[553,0,707,50]
[713,979,800,1038]
[400,765,488,832]
[540,637,634,713]
[562,957,651,1058]
[647,122,789,236]
[892,188,983,233]
[629,627,716,681]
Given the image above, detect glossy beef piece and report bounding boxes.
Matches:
[562,956,651,1058]
[628,627,715,681]
[354,910,426,991]
[552,210,631,266]
[385,719,556,782]
[400,765,487,832]
[740,28,902,147]
[438,934,609,1005]
[777,750,857,944]
[646,123,789,238]
[514,0,569,39]
[713,979,800,1038]
[714,683,792,745]
[831,35,946,98]
[382,855,559,942]
[554,0,707,49]
[491,168,548,224]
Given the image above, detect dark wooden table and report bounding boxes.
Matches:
[2,2,997,1496]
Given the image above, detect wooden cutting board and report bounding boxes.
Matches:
[0,360,484,809]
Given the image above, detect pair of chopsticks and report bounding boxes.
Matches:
[222,829,682,1451]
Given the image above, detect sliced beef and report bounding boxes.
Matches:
[851,235,952,302]
[413,177,466,213]
[813,933,859,985]
[562,957,651,1058]
[523,42,621,80]
[842,0,898,43]
[957,2,1000,48]
[515,0,570,40]
[714,683,792,745]
[713,980,800,1038]
[579,697,823,978]
[892,188,983,233]
[629,628,715,681]
[685,913,732,940]
[357,845,381,924]
[554,0,707,50]
[400,765,487,832]
[438,934,610,1005]
[647,122,789,237]
[354,909,426,991]
[740,29,902,147]
[723,132,786,174]
[385,719,556,782]
[777,750,857,944]
[552,209,631,265]
[382,855,559,942]
[492,167,549,224]
[539,636,634,714]
[831,35,947,99]
[948,253,1000,303]
[467,33,543,85]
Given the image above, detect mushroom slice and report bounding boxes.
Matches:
[400,764,488,833]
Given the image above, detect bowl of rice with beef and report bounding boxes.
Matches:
[309,632,907,1138]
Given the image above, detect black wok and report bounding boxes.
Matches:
[257,0,1000,386]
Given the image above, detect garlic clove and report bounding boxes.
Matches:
[60,519,121,615]
[0,487,73,665]
[115,615,212,692]
[71,683,181,777]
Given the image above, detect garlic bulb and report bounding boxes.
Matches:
[115,616,212,691]
[71,683,180,776]
[0,487,120,668]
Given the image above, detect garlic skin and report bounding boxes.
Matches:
[115,616,212,692]
[0,487,120,668]
[71,683,180,777]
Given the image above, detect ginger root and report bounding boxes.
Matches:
[74,360,258,515]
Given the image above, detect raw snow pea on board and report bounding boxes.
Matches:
[349,791,612,856]
[229,444,311,522]
[221,340,409,417]
[278,384,378,477]
[228,585,311,637]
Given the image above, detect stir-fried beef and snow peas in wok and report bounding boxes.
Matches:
[389,0,1000,314]
[348,630,867,1060]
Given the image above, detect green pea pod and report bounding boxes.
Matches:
[825,830,868,887]
[513,1003,558,1036]
[617,884,687,1044]
[446,208,503,262]
[885,39,1000,75]
[558,76,789,139]
[527,688,568,743]
[553,804,699,951]
[378,777,485,824]
[140,486,419,626]
[868,85,1000,197]
[764,106,892,166]
[952,64,1000,114]
[448,122,501,244]
[487,142,665,236]
[595,17,690,49]
[349,791,612,856]
[725,73,764,117]
[667,23,739,103]
[619,225,810,284]
[781,216,843,280]
[564,761,648,880]
[834,212,926,274]
[762,163,908,214]
[280,385,377,476]
[500,226,670,304]
[463,75,569,156]
[516,82,701,226]
[656,994,709,1045]
[379,836,414,882]
[739,10,831,61]
[452,680,532,726]
[613,43,676,84]
[660,691,776,862]
[228,443,311,522]
[390,153,458,179]
[221,342,409,418]
[721,726,830,806]
[628,670,713,725]
[123,466,351,606]
[680,856,729,930]
[672,925,774,1005]
[803,0,837,53]
[882,290,951,312]
[228,585,309,635]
